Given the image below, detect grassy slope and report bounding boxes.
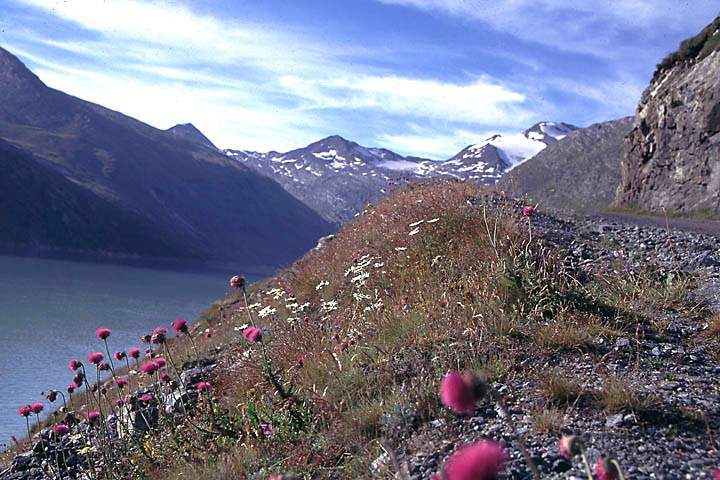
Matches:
[122,179,707,479]
[12,181,704,478]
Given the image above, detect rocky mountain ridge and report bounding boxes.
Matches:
[226,122,576,223]
[499,117,633,212]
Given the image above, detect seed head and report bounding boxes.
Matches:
[95,327,112,340]
[559,435,583,459]
[87,352,104,365]
[242,326,262,343]
[140,361,159,375]
[195,382,211,392]
[53,423,69,435]
[172,318,189,334]
[86,411,100,424]
[440,372,487,416]
[440,440,506,480]
[595,458,620,480]
[230,275,245,289]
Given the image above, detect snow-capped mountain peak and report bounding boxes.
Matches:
[224,121,578,223]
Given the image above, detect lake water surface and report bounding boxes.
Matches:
[0,255,234,445]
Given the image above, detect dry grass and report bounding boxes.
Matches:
[597,377,658,414]
[531,406,565,433]
[541,370,583,407]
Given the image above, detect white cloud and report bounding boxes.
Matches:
[280,74,533,126]
[379,127,498,159]
[377,0,719,60]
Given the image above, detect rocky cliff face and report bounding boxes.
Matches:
[616,17,720,214]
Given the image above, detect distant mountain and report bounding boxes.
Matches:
[498,118,633,212]
[166,123,218,150]
[0,46,333,267]
[0,138,193,259]
[226,122,576,223]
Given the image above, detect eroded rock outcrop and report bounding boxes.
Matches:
[616,17,720,214]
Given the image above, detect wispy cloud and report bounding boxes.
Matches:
[2,0,716,157]
[377,0,718,61]
[379,126,497,159]
[280,74,533,126]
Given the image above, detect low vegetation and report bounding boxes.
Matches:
[4,179,717,479]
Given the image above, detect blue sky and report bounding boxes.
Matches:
[1,0,717,158]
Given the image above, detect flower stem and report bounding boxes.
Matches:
[580,451,594,480]
[490,388,540,480]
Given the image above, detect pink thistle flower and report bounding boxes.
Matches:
[242,326,262,343]
[154,357,167,368]
[172,318,189,334]
[522,205,535,217]
[595,458,620,480]
[151,333,166,344]
[195,381,211,391]
[99,362,111,372]
[30,402,44,414]
[115,351,126,361]
[140,361,159,375]
[96,327,112,340]
[714,469,720,480]
[67,384,76,394]
[153,326,167,336]
[439,372,485,416]
[18,405,32,417]
[441,440,506,480]
[559,435,583,459]
[68,359,82,371]
[145,348,152,358]
[160,372,171,383]
[86,411,100,424]
[116,376,129,389]
[139,394,153,403]
[128,347,141,359]
[53,423,69,435]
[87,352,104,365]
[229,275,245,289]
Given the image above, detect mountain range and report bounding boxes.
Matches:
[226,122,577,223]
[0,44,639,265]
[0,46,333,269]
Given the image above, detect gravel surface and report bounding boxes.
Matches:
[386,209,720,479]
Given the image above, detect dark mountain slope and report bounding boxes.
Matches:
[498,117,633,212]
[0,138,192,258]
[0,47,333,266]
